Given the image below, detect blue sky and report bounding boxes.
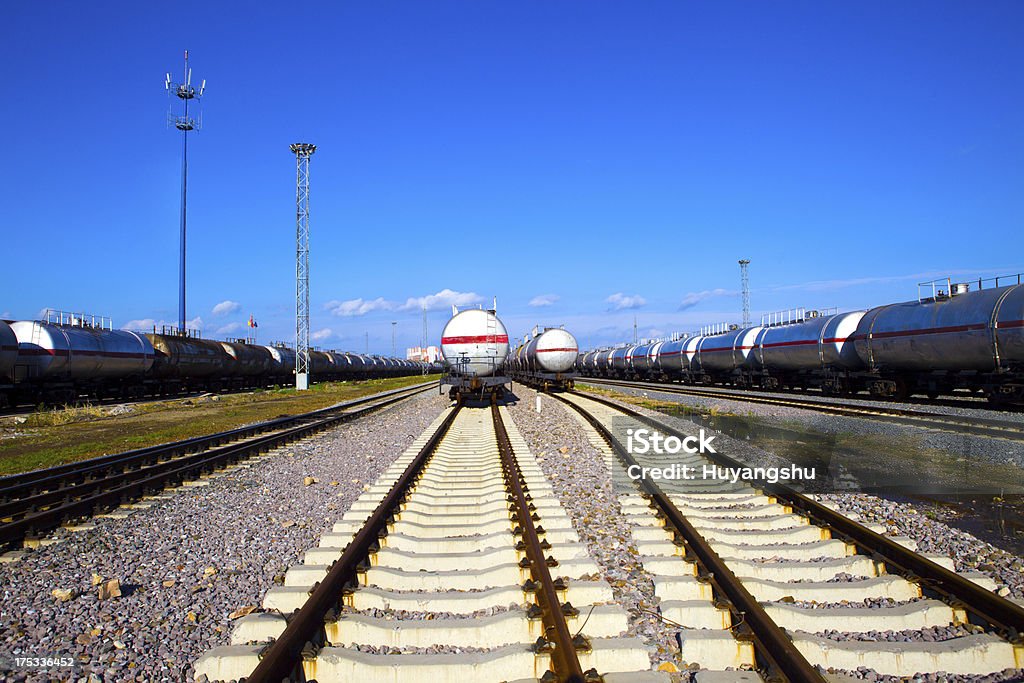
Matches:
[2,2,1022,353]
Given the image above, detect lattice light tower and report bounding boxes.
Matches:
[291,143,316,390]
[739,259,751,327]
[165,50,206,334]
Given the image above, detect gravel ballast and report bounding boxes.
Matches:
[0,391,448,683]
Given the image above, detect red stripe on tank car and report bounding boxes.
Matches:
[441,335,509,344]
[15,348,148,359]
[702,345,756,353]
[998,319,1024,329]
[536,347,577,353]
[871,323,987,339]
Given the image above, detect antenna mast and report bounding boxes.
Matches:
[165,50,206,334]
[739,259,751,327]
[291,143,316,390]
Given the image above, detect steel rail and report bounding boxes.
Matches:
[566,389,1024,639]
[580,378,1024,441]
[244,405,463,682]
[491,404,586,683]
[0,381,434,496]
[0,385,432,548]
[552,392,825,683]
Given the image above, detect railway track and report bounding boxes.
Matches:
[549,389,1024,680]
[195,401,658,683]
[0,381,435,550]
[581,377,1024,442]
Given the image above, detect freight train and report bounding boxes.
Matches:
[576,276,1024,405]
[0,312,430,408]
[439,305,510,402]
[507,325,579,391]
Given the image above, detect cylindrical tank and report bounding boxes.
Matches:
[441,309,510,378]
[0,321,18,381]
[609,346,631,375]
[309,350,332,375]
[854,284,1024,372]
[263,345,296,376]
[219,342,272,376]
[695,326,764,374]
[758,312,866,372]
[595,349,614,375]
[522,328,578,373]
[148,334,229,379]
[629,343,653,374]
[656,339,685,377]
[645,341,666,375]
[13,322,155,380]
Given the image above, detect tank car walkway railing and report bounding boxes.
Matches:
[0,381,435,549]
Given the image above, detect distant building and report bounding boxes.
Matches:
[407,345,441,363]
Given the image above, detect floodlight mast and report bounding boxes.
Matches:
[291,143,316,390]
[165,50,205,335]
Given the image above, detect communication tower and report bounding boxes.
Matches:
[165,50,206,334]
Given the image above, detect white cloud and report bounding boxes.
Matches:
[324,289,484,318]
[212,300,241,316]
[325,297,393,317]
[529,294,559,307]
[605,293,646,311]
[400,289,482,312]
[121,316,203,333]
[679,288,736,310]
[122,318,158,331]
[311,328,333,342]
[215,322,243,336]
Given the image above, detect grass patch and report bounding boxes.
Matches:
[0,375,440,476]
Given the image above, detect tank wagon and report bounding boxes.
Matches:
[507,326,578,391]
[440,305,510,402]
[575,275,1024,404]
[0,311,430,407]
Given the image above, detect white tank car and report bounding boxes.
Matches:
[12,320,154,380]
[525,327,578,373]
[441,308,509,377]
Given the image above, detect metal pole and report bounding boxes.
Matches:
[179,94,188,333]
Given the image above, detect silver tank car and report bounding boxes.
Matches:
[854,284,1024,372]
[14,321,154,380]
[521,327,579,373]
[694,326,764,375]
[609,346,633,376]
[757,311,865,371]
[594,349,613,376]
[148,334,230,379]
[0,321,17,381]
[627,344,650,376]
